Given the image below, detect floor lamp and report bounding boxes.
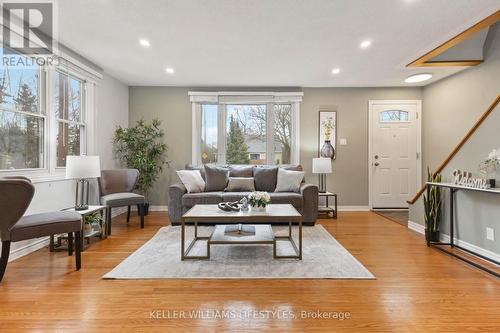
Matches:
[312,157,332,193]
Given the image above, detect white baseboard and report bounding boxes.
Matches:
[338,206,370,211]
[8,237,50,262]
[407,220,500,263]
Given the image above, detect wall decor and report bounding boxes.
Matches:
[479,147,500,188]
[452,169,488,189]
[319,111,336,159]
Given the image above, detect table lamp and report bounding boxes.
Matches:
[66,155,101,210]
[312,157,332,193]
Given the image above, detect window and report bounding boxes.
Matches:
[193,92,302,165]
[54,71,85,167]
[0,60,96,180]
[0,68,44,169]
[379,110,409,122]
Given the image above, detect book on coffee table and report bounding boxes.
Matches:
[224,224,256,237]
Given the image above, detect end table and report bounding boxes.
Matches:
[318,192,337,219]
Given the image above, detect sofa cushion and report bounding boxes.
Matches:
[229,165,254,177]
[11,211,82,242]
[225,177,255,192]
[182,192,223,207]
[221,192,252,202]
[204,165,229,191]
[269,192,303,208]
[253,166,278,192]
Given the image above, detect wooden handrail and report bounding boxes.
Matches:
[407,94,500,204]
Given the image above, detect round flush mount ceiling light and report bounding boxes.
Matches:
[139,39,151,48]
[405,73,433,83]
[165,67,175,74]
[360,40,372,49]
[331,68,340,74]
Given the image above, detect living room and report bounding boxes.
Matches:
[0,1,499,332]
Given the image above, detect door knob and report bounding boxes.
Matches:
[374,155,379,159]
[374,162,380,166]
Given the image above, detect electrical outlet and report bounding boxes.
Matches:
[340,138,347,145]
[486,227,495,241]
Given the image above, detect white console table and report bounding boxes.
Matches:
[426,182,500,278]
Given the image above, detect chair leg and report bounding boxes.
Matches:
[137,204,140,216]
[68,233,73,256]
[0,241,11,282]
[74,231,81,270]
[126,205,131,222]
[107,207,112,235]
[140,203,145,229]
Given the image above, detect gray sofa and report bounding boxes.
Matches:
[168,164,319,226]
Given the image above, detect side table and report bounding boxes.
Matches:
[318,191,337,219]
[50,205,109,252]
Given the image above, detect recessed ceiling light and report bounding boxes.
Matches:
[360,40,372,49]
[405,73,433,83]
[165,67,175,74]
[139,39,150,48]
[331,68,340,74]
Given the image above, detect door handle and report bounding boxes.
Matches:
[374,162,380,166]
[374,155,379,159]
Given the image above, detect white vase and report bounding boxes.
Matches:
[251,205,267,213]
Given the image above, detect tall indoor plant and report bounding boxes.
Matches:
[423,168,442,243]
[113,119,168,214]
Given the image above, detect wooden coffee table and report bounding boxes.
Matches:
[180,204,303,260]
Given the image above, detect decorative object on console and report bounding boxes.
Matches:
[66,155,101,211]
[240,197,249,211]
[312,157,332,193]
[479,147,500,188]
[114,118,168,214]
[247,191,271,212]
[423,168,442,242]
[319,111,336,159]
[217,201,241,212]
[453,169,488,189]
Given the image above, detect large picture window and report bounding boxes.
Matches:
[191,92,302,165]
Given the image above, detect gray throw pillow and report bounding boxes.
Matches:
[225,177,255,192]
[229,165,254,178]
[204,165,229,191]
[275,168,304,193]
[253,166,278,192]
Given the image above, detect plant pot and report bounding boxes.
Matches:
[251,205,267,213]
[425,230,440,242]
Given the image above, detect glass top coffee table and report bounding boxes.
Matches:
[181,204,303,260]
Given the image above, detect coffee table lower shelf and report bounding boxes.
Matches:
[181,223,302,260]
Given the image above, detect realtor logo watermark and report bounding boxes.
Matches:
[1,0,58,67]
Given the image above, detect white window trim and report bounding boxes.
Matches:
[189,91,303,166]
[0,58,100,183]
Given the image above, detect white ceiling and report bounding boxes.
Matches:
[57,0,500,87]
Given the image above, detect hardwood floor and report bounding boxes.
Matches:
[0,211,499,332]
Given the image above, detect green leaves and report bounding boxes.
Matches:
[423,167,442,233]
[113,118,169,200]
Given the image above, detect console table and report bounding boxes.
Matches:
[426,182,500,278]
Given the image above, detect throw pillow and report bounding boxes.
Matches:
[225,177,255,192]
[204,165,229,191]
[176,170,205,193]
[275,168,304,193]
[253,166,278,192]
[229,165,254,178]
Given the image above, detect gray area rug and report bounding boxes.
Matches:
[103,225,374,279]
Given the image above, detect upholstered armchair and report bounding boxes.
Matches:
[98,169,145,234]
[0,177,82,282]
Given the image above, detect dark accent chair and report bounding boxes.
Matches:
[98,169,145,235]
[0,177,82,282]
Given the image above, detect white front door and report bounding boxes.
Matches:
[369,100,421,208]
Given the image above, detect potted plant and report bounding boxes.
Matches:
[479,148,500,188]
[423,168,442,243]
[113,119,168,215]
[84,212,103,236]
[247,191,271,212]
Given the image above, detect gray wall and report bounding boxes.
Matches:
[409,25,500,255]
[128,86,422,206]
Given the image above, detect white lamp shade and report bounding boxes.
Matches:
[312,157,332,174]
[65,155,101,179]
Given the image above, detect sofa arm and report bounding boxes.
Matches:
[168,183,187,224]
[300,183,319,224]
